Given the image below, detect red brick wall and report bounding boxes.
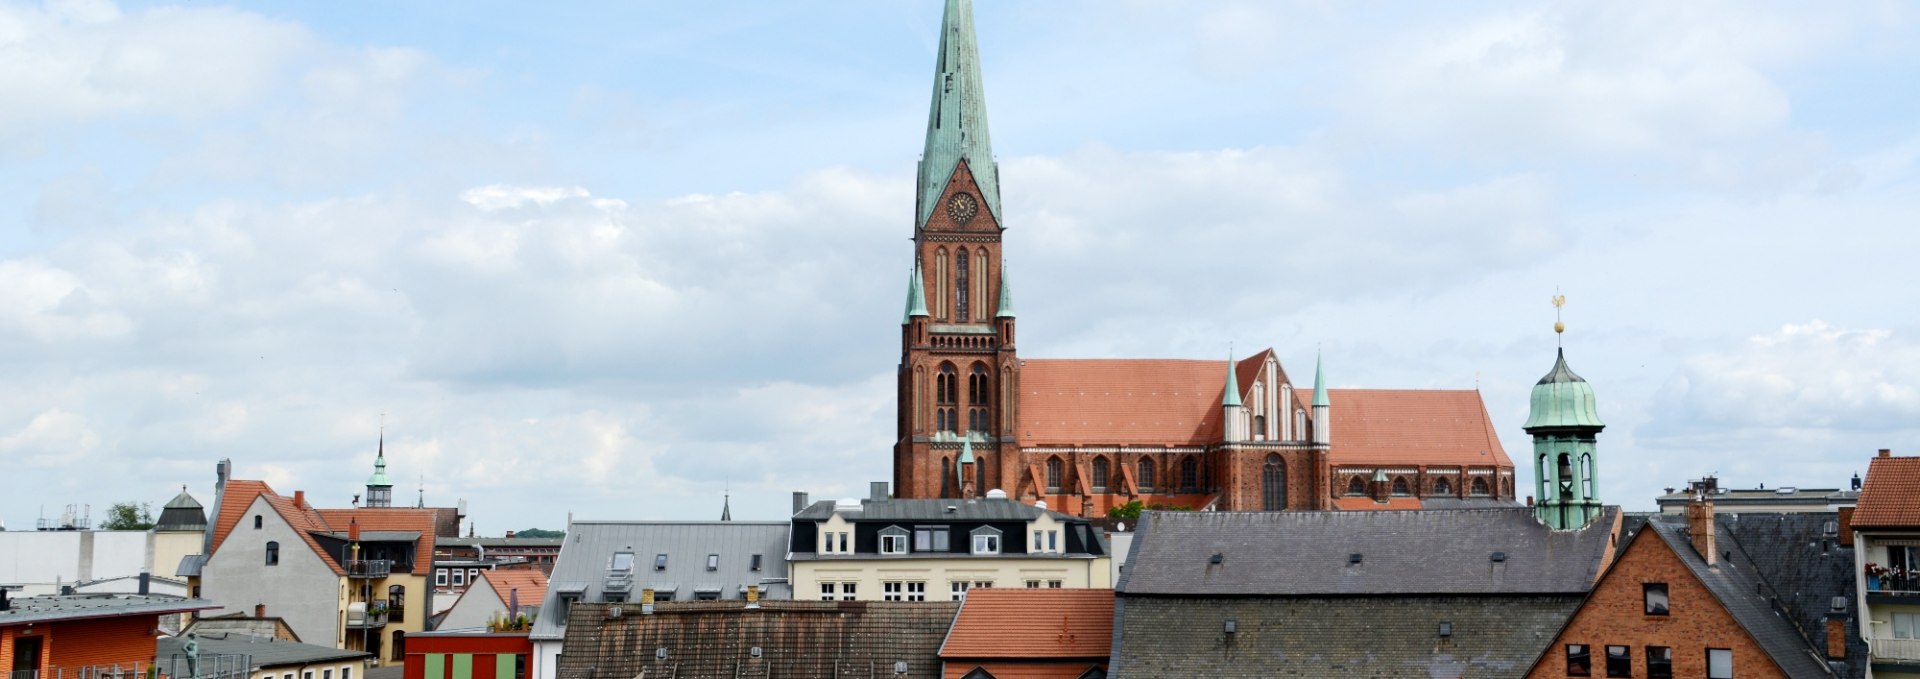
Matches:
[1524,530,1787,679]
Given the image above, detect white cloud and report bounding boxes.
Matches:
[1650,321,1920,437]
[460,185,592,211]
[0,409,101,468]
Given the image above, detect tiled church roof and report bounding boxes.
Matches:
[1327,389,1511,467]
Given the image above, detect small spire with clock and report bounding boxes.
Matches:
[895,0,1019,502]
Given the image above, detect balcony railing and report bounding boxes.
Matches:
[346,559,392,578]
[10,658,250,679]
[345,610,389,628]
[1871,637,1920,663]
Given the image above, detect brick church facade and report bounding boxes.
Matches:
[892,0,1516,516]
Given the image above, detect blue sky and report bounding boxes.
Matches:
[4,0,1919,531]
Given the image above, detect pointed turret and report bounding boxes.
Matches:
[1310,352,1331,445]
[366,431,394,508]
[917,0,1000,230]
[995,259,1014,318]
[1528,299,1605,530]
[720,493,733,522]
[1311,353,1329,408]
[1222,358,1243,408]
[903,261,930,324]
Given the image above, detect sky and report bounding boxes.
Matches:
[4,0,1919,532]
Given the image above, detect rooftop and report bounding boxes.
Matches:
[939,588,1113,660]
[0,594,219,627]
[1641,517,1837,678]
[1852,452,1920,528]
[159,632,368,667]
[555,600,958,679]
[793,497,1080,523]
[529,521,791,641]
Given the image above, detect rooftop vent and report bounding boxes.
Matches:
[946,505,958,513]
[1223,619,1237,634]
[894,661,909,675]
[1348,553,1363,565]
[1776,487,1797,495]
[1831,596,1848,613]
[1491,551,1507,563]
[1208,553,1223,565]
[655,647,669,661]
[1438,622,1452,637]
[1035,500,1048,510]
[751,646,764,658]
[986,489,1008,499]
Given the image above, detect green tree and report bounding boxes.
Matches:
[514,528,564,538]
[101,501,155,530]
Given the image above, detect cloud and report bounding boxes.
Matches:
[459,185,593,211]
[1648,321,1920,439]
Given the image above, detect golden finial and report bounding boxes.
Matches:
[1552,289,1566,347]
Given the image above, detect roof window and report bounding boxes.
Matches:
[654,554,668,571]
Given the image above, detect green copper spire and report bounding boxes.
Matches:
[366,434,393,488]
[1523,349,1605,429]
[1222,356,1242,407]
[1311,353,1330,407]
[917,0,1000,230]
[995,259,1014,318]
[903,261,929,323]
[959,436,975,465]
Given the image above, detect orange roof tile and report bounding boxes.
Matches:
[210,480,343,575]
[941,663,1106,679]
[479,569,549,607]
[316,508,440,573]
[1018,358,1232,445]
[1332,496,1425,511]
[939,588,1113,659]
[1325,389,1512,468]
[1853,454,1920,528]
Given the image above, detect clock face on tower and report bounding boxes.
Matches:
[946,192,978,224]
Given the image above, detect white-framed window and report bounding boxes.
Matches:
[1706,648,1732,679]
[906,581,926,602]
[1032,530,1043,550]
[342,668,351,679]
[1894,612,1920,639]
[883,581,903,601]
[435,569,448,587]
[973,580,993,589]
[1048,580,1063,588]
[451,569,465,586]
[972,533,999,555]
[468,568,480,583]
[840,582,856,601]
[880,526,909,555]
[950,581,970,601]
[323,670,332,679]
[706,554,719,571]
[1025,580,1041,588]
[1048,531,1058,552]
[820,583,836,601]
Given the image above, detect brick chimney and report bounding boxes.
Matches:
[1686,494,1716,565]
[1880,448,1893,458]
[255,603,266,618]
[348,517,360,542]
[1827,618,1846,659]
[293,490,305,510]
[505,530,515,539]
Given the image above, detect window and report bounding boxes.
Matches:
[955,244,969,321]
[1181,458,1198,491]
[265,541,280,566]
[1294,409,1306,440]
[1391,477,1411,496]
[881,533,907,555]
[884,581,904,601]
[751,554,763,571]
[1049,531,1058,552]
[324,670,332,679]
[451,569,465,586]
[388,584,406,623]
[1262,454,1286,511]
[1471,477,1490,496]
[1643,583,1669,615]
[1254,414,1266,439]
[611,552,634,571]
[694,590,721,601]
[937,364,958,434]
[1026,580,1041,588]
[557,593,580,619]
[1347,476,1366,496]
[840,583,856,601]
[838,532,850,553]
[950,581,970,601]
[469,568,480,583]
[1565,644,1591,677]
[342,670,351,679]
[914,526,950,552]
[706,554,719,571]
[1091,457,1109,493]
[821,583,836,601]
[654,554,668,570]
[1033,530,1044,551]
[254,515,263,529]
[1435,478,1452,495]
[304,672,314,679]
[1046,458,1063,493]
[1645,647,1672,679]
[1048,580,1062,588]
[968,364,990,433]
[654,592,674,602]
[435,569,448,587]
[1137,459,1154,491]
[1706,648,1732,679]
[1604,646,1630,677]
[907,582,926,601]
[971,527,1001,555]
[1895,612,1920,639]
[934,249,948,319]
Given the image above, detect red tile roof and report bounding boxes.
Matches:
[1852,454,1920,528]
[479,569,549,608]
[1332,496,1426,511]
[210,480,343,575]
[316,508,440,573]
[1325,389,1512,467]
[939,588,1113,660]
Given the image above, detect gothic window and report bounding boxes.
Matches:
[1471,478,1490,496]
[1137,459,1155,491]
[1180,458,1198,492]
[976,454,988,495]
[937,364,958,434]
[934,249,949,320]
[967,364,990,433]
[1435,478,1453,496]
[942,457,953,498]
[1557,453,1574,500]
[1392,477,1411,496]
[1347,476,1366,496]
[1254,415,1266,439]
[1091,457,1109,493]
[1045,458,1063,493]
[974,249,988,321]
[955,247,970,321]
[1280,385,1293,439]
[1262,454,1286,511]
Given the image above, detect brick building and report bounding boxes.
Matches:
[890,0,1517,516]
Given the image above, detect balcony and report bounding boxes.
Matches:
[346,559,392,579]
[1871,638,1920,665]
[345,610,389,629]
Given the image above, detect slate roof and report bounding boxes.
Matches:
[1718,512,1866,678]
[159,632,367,667]
[156,487,208,532]
[529,521,792,642]
[555,600,958,679]
[1643,516,1837,678]
[940,588,1113,659]
[1110,594,1581,678]
[175,554,207,578]
[1118,508,1617,596]
[1852,454,1920,528]
[0,594,219,626]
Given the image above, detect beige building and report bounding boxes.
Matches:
[789,488,1110,602]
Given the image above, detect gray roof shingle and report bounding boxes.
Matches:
[158,632,367,667]
[1644,516,1838,678]
[1119,508,1618,596]
[1715,512,1865,677]
[528,521,791,641]
[0,594,218,626]
[556,600,958,679]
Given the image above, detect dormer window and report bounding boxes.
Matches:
[610,552,634,572]
[653,554,668,571]
[880,526,909,555]
[970,526,1002,555]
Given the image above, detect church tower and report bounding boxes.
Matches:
[895,0,1017,500]
[366,432,394,508]
[1525,301,1604,529]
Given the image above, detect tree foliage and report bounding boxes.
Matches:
[514,528,564,538]
[101,501,156,530]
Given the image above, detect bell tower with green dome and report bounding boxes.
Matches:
[365,430,395,508]
[1526,295,1604,530]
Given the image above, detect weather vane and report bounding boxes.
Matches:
[1552,289,1566,346]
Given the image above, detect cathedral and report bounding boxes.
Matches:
[892,0,1518,515]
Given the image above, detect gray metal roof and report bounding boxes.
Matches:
[156,488,209,532]
[437,536,565,548]
[1643,517,1837,677]
[529,521,791,641]
[159,632,367,667]
[175,554,207,578]
[1118,507,1619,596]
[793,498,1069,522]
[0,594,219,626]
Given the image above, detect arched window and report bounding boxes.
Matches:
[1138,459,1155,491]
[1180,458,1198,492]
[1045,458,1063,493]
[1295,409,1307,441]
[254,515,263,529]
[1254,415,1266,439]
[1582,454,1594,498]
[934,249,949,320]
[1392,477,1411,496]
[388,584,407,623]
[1557,453,1574,501]
[265,541,280,566]
[936,364,958,434]
[1280,385,1293,439]
[955,246,970,321]
[1262,454,1286,511]
[1347,476,1366,496]
[1091,457,1109,493]
[974,249,989,321]
[942,457,953,498]
[1435,478,1453,496]
[967,364,990,433]
[976,454,988,496]
[1471,478,1490,496]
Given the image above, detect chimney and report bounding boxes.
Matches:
[792,491,810,515]
[255,603,266,618]
[138,570,151,595]
[349,518,360,542]
[505,530,515,539]
[1880,448,1892,458]
[1525,495,1534,507]
[1686,494,1717,565]
[869,482,889,503]
[1827,618,1847,659]
[1839,507,1856,546]
[293,490,305,510]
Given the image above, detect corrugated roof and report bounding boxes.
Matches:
[528,521,791,641]
[1642,517,1836,678]
[1851,454,1920,528]
[1119,508,1617,596]
[159,632,367,666]
[939,588,1113,659]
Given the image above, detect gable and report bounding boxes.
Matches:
[923,160,1000,233]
